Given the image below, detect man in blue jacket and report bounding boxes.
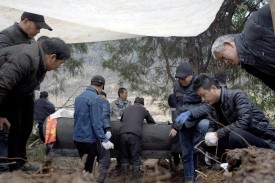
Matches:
[211,4,275,91]
[73,75,114,182]
[98,90,112,183]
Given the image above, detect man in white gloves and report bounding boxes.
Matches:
[97,91,113,183]
[193,74,275,161]
[73,75,114,182]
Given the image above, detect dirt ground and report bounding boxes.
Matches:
[0,158,182,183]
[0,145,274,183]
[0,156,184,183]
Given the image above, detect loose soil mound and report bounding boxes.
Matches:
[227,146,275,183]
[198,146,275,183]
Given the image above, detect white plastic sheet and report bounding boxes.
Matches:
[0,0,223,43]
[50,109,74,119]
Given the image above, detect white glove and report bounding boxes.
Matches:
[105,131,112,139]
[101,141,114,150]
[205,132,218,146]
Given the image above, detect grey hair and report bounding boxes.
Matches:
[211,34,235,59]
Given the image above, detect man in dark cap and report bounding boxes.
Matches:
[173,62,212,183]
[0,11,52,171]
[73,75,114,182]
[119,97,155,183]
[0,37,71,172]
[0,12,52,48]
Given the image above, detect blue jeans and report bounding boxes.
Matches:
[0,130,9,172]
[179,119,209,181]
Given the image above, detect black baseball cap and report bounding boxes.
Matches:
[175,62,193,78]
[91,75,105,85]
[21,12,52,31]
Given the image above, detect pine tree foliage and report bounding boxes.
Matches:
[102,0,275,121]
[103,37,186,110]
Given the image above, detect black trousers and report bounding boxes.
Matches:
[7,95,34,170]
[203,128,270,160]
[74,141,98,173]
[74,140,111,174]
[119,133,142,166]
[170,131,181,166]
[38,123,45,143]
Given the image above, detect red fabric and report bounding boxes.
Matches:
[44,116,57,144]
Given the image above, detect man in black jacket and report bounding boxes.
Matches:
[211,4,275,91]
[0,11,52,49]
[0,11,52,172]
[119,97,155,183]
[33,91,56,142]
[193,74,275,159]
[173,62,211,183]
[0,38,70,171]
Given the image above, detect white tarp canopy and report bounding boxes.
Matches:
[0,0,223,43]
